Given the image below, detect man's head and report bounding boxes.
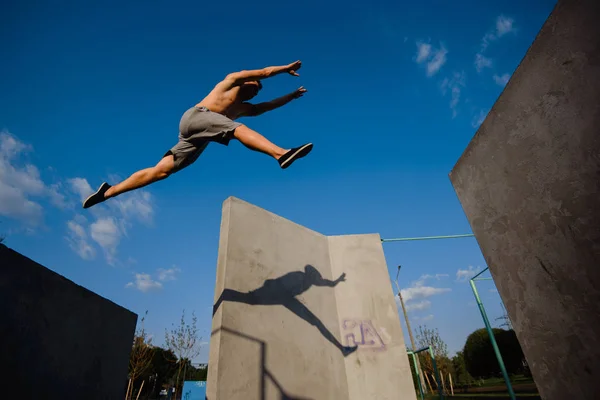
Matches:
[239,80,263,100]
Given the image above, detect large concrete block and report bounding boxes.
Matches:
[449,1,600,399]
[0,244,138,399]
[208,197,416,400]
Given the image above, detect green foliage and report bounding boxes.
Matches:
[129,311,154,382]
[452,351,474,388]
[463,327,526,379]
[415,325,451,376]
[126,309,206,399]
[495,329,525,374]
[164,309,203,396]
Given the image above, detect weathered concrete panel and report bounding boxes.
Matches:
[208,197,415,400]
[329,234,417,400]
[0,244,137,400]
[449,1,600,399]
[209,197,349,400]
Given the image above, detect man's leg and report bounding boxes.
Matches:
[233,124,313,169]
[82,155,175,208]
[233,124,287,158]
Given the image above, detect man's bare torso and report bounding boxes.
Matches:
[195,82,249,120]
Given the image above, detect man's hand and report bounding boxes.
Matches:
[291,86,307,99]
[286,60,302,76]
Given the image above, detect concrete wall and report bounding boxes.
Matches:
[0,244,138,399]
[208,197,416,400]
[449,1,600,399]
[329,234,417,400]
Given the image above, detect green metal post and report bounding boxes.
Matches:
[408,351,425,400]
[428,346,445,400]
[470,277,516,400]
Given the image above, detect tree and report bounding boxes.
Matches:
[451,351,474,390]
[495,329,525,374]
[415,325,453,390]
[164,309,203,397]
[463,327,526,379]
[128,311,155,399]
[144,346,178,398]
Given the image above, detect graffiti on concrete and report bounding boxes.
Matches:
[342,319,387,351]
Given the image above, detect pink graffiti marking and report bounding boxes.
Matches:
[342,319,386,351]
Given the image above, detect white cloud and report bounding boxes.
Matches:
[0,131,69,225]
[480,15,516,52]
[157,266,181,282]
[402,285,451,302]
[496,15,515,36]
[126,273,163,292]
[90,217,122,265]
[126,266,181,292]
[48,183,69,209]
[0,131,155,264]
[111,190,154,224]
[64,176,154,264]
[66,217,95,260]
[68,177,94,202]
[414,274,449,286]
[415,41,448,77]
[493,73,510,86]
[441,71,466,118]
[0,181,44,224]
[399,274,451,309]
[471,109,488,128]
[415,42,432,63]
[406,300,432,312]
[456,265,482,282]
[475,53,493,72]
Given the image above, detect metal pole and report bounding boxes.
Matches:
[381,233,475,242]
[408,351,425,400]
[395,266,428,394]
[428,346,445,400]
[470,277,516,400]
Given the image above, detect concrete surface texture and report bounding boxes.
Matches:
[0,244,138,400]
[208,197,417,400]
[449,0,600,399]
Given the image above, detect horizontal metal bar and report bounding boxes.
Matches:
[470,266,490,280]
[381,233,475,242]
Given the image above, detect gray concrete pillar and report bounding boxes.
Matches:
[449,1,600,398]
[207,197,416,400]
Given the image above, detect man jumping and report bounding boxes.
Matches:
[82,60,312,209]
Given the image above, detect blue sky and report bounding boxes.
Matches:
[1,0,556,362]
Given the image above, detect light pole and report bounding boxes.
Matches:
[395,265,427,394]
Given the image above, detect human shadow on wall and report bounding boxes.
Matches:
[212,265,357,356]
[206,326,313,400]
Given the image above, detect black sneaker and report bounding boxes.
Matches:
[83,182,111,209]
[278,143,313,169]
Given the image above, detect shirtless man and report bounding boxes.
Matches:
[83,60,312,209]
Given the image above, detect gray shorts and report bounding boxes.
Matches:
[164,106,242,172]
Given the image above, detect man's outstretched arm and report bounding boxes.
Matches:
[243,87,307,117]
[224,60,302,87]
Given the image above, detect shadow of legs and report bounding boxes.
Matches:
[283,298,357,356]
